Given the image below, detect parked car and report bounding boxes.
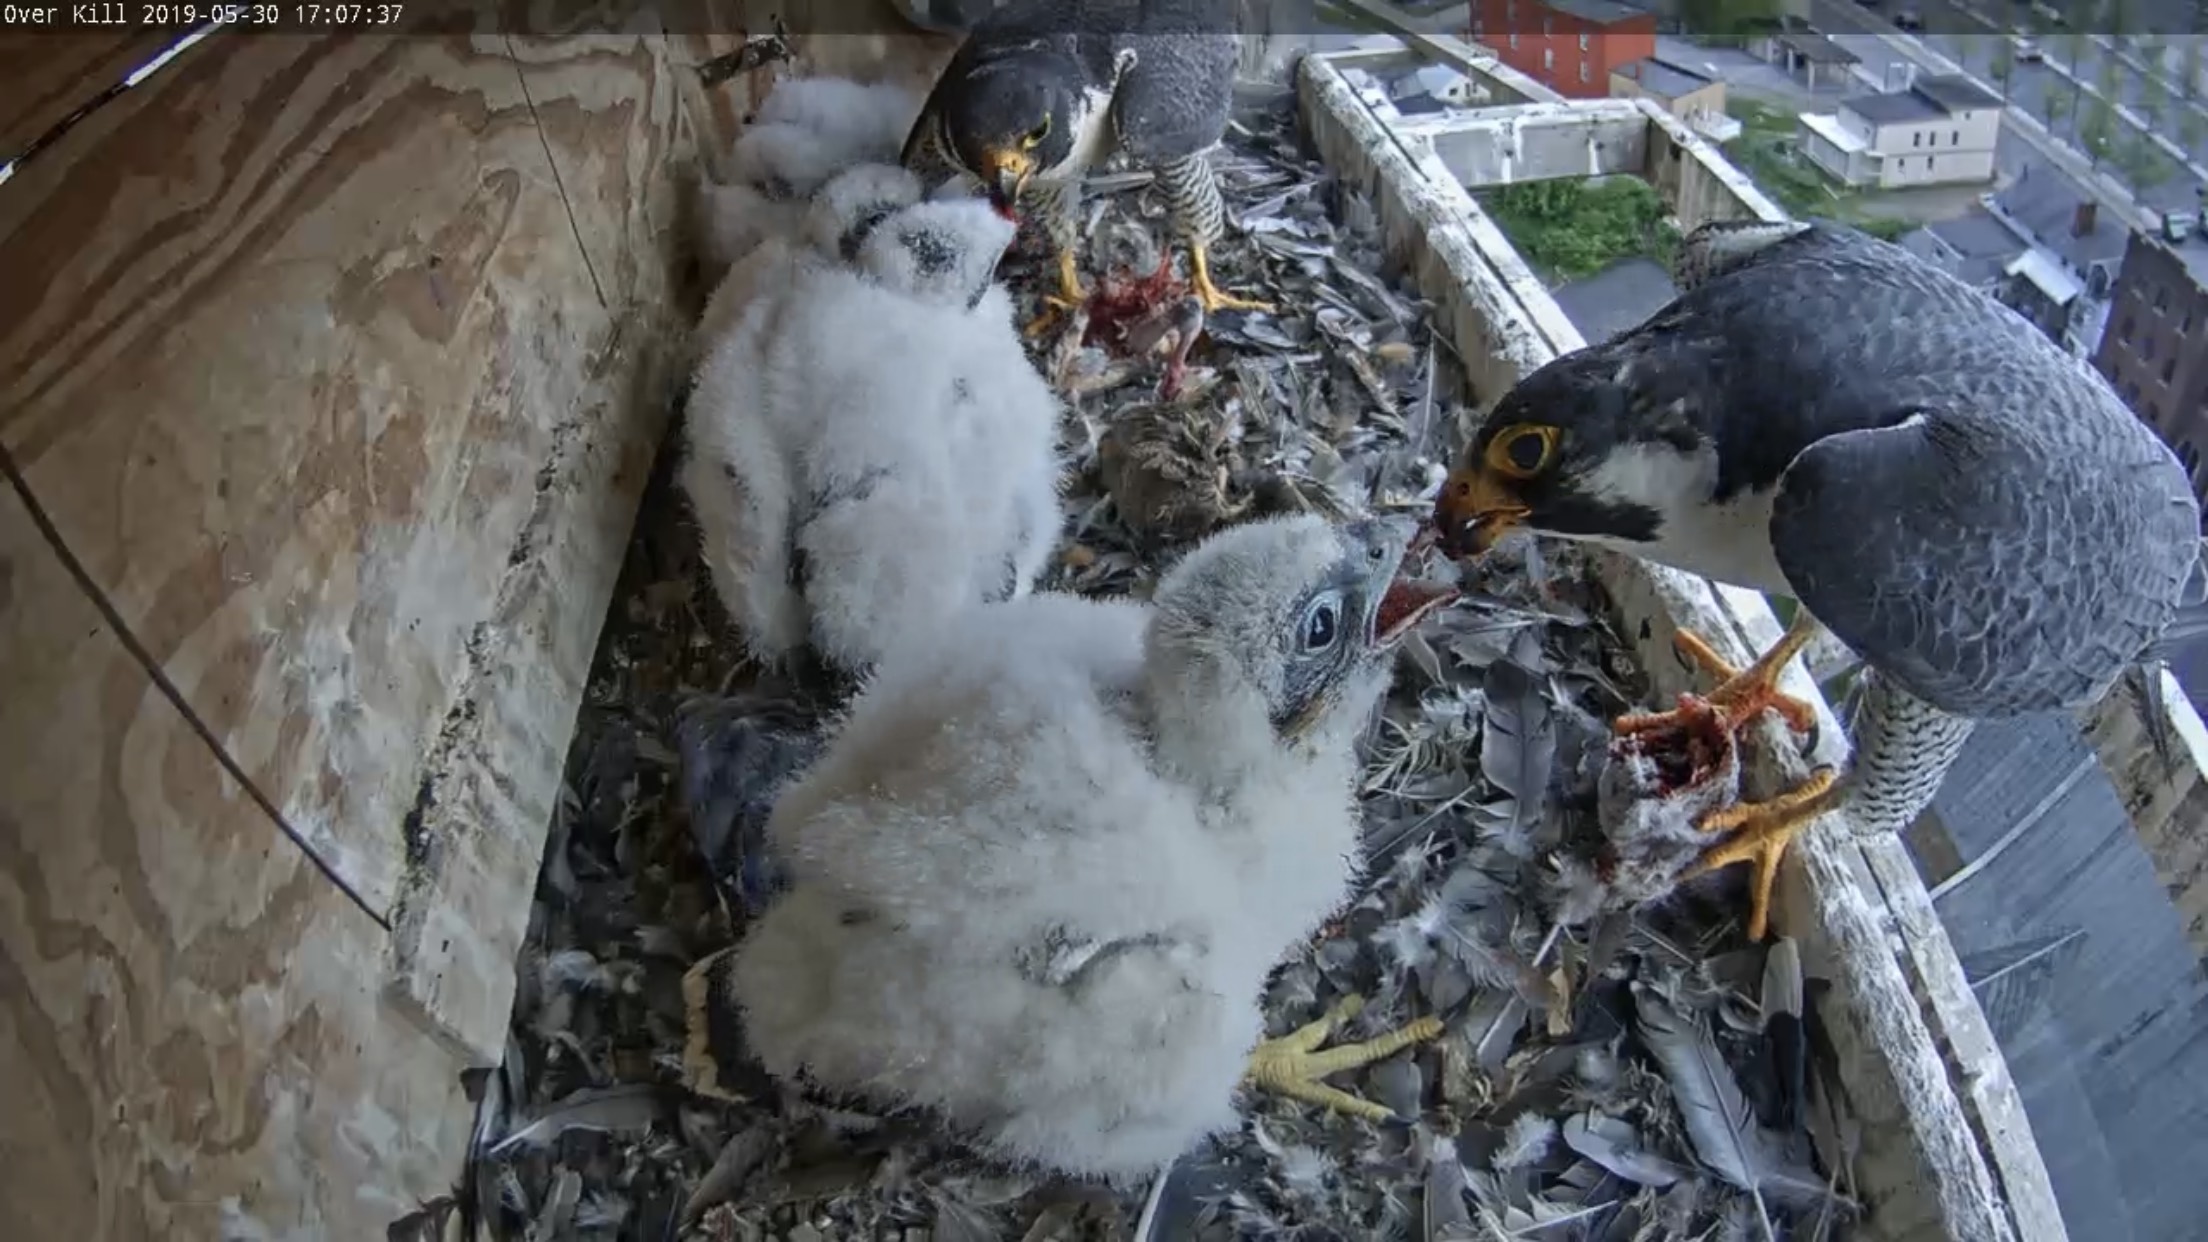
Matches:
[2014,36,2045,62]
[1893,8,1924,29]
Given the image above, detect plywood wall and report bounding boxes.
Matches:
[0,6,960,1229]
[0,18,726,1234]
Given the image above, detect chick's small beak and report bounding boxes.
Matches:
[1433,466,1531,557]
[1359,517,1460,645]
[979,148,1033,212]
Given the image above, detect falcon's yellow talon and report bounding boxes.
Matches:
[1614,613,1822,739]
[1188,242,1272,315]
[1685,767,1839,941]
[1020,248,1089,338]
[1244,993,1443,1121]
[1054,247,1088,307]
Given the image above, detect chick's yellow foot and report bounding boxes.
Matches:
[1687,766,1840,941]
[1244,994,1442,1121]
[1188,243,1273,315]
[1612,614,1822,739]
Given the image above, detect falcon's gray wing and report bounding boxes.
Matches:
[1107,10,1239,164]
[1764,372,2196,720]
[1656,223,2199,717]
[1769,408,2184,717]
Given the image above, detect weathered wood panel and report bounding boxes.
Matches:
[0,33,617,929]
[383,27,699,1061]
[0,480,474,1240]
[0,31,174,161]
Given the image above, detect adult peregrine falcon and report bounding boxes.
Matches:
[901,0,1269,327]
[1431,219,2203,940]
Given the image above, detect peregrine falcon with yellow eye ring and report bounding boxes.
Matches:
[1431,219,2204,942]
[901,0,1270,331]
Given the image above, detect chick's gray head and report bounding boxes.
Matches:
[1432,344,1713,557]
[854,198,1015,311]
[1147,515,1459,753]
[804,163,925,262]
[934,45,1096,209]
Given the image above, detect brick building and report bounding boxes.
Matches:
[2092,228,2208,518]
[1469,0,1657,99]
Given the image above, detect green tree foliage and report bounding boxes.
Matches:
[2183,40,2203,101]
[2138,64,2168,132]
[1855,217,1913,242]
[1480,178,1681,283]
[2179,104,2206,154]
[2116,132,2173,191]
[1991,40,2017,96]
[2043,86,2073,129]
[2080,95,2118,166]
[1677,0,1782,43]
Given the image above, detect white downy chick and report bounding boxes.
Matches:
[682,516,1461,1180]
[683,176,1058,676]
[681,164,926,665]
[692,76,922,284]
[853,197,1065,599]
[691,162,924,367]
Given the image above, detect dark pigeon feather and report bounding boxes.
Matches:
[675,693,826,914]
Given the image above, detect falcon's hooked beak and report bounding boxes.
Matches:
[1432,465,1531,557]
[977,147,1033,217]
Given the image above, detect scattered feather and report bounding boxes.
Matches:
[1561,1112,1687,1188]
[1494,1114,1558,1171]
[1632,984,1839,1216]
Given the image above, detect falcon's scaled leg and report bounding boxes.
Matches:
[1613,609,1831,942]
[1021,176,1088,337]
[1157,152,1273,315]
[1244,993,1442,1121]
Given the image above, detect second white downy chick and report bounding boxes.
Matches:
[683,516,1461,1180]
[693,76,922,285]
[682,177,1063,677]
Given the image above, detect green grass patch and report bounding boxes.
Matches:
[1723,98,1847,221]
[1478,177,1682,283]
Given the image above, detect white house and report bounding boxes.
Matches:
[1798,73,2003,190]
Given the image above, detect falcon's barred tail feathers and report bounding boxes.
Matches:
[1669,218,1813,293]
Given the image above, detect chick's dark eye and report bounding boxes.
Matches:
[1505,431,1547,473]
[1024,119,1050,146]
[1302,599,1339,652]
